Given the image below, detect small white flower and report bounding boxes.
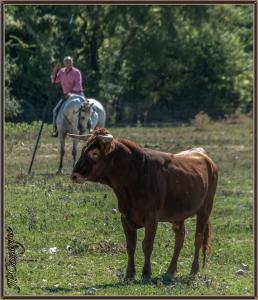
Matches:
[48,247,57,254]
[235,269,246,276]
[86,287,97,295]
[241,263,249,270]
[64,195,72,201]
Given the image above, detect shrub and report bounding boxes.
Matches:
[191,111,211,130]
[225,111,253,129]
[5,89,23,121]
[5,121,42,141]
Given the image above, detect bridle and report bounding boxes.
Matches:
[62,97,88,134]
[77,100,94,133]
[77,105,84,132]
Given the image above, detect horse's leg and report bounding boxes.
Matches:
[72,139,78,167]
[53,99,63,131]
[165,220,185,280]
[52,108,56,129]
[142,219,158,280]
[56,134,65,175]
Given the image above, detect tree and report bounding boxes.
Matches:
[4,4,253,123]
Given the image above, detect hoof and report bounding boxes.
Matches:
[51,131,58,137]
[56,170,64,175]
[190,269,199,276]
[163,272,176,283]
[125,268,135,282]
[124,277,135,284]
[125,274,135,282]
[141,276,151,284]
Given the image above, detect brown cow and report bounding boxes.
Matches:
[69,128,218,281]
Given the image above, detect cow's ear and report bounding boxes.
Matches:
[103,140,115,155]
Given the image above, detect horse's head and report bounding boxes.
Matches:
[78,101,94,133]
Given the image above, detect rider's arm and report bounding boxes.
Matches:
[51,64,61,83]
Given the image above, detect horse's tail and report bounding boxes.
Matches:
[202,221,211,268]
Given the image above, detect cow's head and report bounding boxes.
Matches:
[78,101,94,133]
[68,128,115,183]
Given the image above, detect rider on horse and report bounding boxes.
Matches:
[51,56,85,137]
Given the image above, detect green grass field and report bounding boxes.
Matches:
[4,121,254,296]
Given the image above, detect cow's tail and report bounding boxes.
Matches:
[202,221,211,268]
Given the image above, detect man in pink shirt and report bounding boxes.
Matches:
[51,56,84,137]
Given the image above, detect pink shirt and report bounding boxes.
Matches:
[51,67,83,94]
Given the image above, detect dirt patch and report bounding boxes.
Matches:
[37,155,57,158]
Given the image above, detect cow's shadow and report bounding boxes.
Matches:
[33,274,198,295]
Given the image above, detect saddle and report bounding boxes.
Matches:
[56,93,86,115]
[64,92,86,102]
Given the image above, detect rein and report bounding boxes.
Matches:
[77,106,83,132]
[78,101,94,132]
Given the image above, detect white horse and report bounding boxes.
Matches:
[55,94,106,174]
[81,98,106,132]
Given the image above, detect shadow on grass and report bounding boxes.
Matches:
[32,274,198,295]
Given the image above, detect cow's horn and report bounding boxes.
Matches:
[98,134,113,143]
[67,133,92,141]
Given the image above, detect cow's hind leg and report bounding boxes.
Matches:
[121,215,137,280]
[202,221,211,268]
[142,219,158,280]
[191,211,211,275]
[165,220,185,280]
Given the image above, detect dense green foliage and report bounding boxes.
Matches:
[5,5,253,123]
[4,122,253,296]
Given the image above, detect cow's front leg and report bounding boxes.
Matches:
[142,219,158,280]
[121,215,137,280]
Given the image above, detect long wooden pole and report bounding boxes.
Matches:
[28,121,44,174]
[27,61,59,175]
